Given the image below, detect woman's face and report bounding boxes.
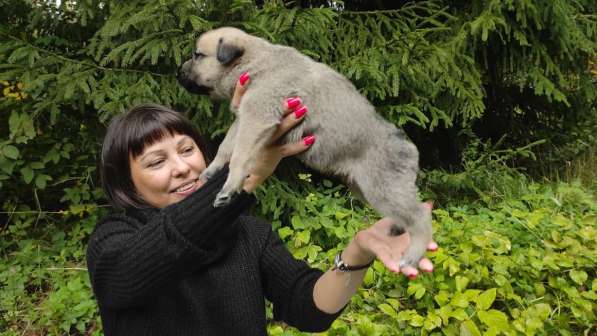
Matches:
[130,133,206,208]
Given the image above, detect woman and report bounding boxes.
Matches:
[87,73,436,335]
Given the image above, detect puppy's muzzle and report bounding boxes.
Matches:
[177,67,212,95]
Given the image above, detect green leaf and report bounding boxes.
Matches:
[569,270,588,285]
[278,227,293,240]
[460,319,481,336]
[35,174,52,189]
[451,308,468,321]
[407,282,426,299]
[291,215,304,229]
[409,314,425,327]
[2,145,19,159]
[434,290,450,306]
[0,157,15,175]
[30,161,44,169]
[456,275,469,292]
[295,230,310,246]
[415,286,426,299]
[424,312,442,331]
[476,288,496,311]
[478,309,509,330]
[396,309,417,321]
[363,268,374,286]
[21,166,34,183]
[378,303,397,318]
[306,245,321,261]
[450,293,469,308]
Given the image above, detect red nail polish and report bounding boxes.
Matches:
[408,273,418,280]
[285,97,302,109]
[294,106,307,119]
[239,72,250,86]
[303,135,315,146]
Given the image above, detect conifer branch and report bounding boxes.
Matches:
[2,33,168,78]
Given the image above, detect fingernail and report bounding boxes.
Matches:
[285,97,302,109]
[303,135,316,146]
[404,268,418,279]
[407,271,419,279]
[294,105,307,119]
[422,266,434,273]
[428,242,438,251]
[239,72,250,86]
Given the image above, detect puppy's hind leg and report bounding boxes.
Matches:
[397,202,432,269]
[213,114,278,207]
[351,163,432,268]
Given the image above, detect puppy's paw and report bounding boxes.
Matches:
[200,164,222,182]
[200,169,215,182]
[399,241,428,270]
[214,190,237,207]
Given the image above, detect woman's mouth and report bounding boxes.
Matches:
[172,179,202,196]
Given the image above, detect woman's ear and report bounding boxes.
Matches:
[217,38,244,65]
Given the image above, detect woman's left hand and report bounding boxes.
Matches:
[347,202,437,279]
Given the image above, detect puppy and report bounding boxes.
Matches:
[177,27,432,269]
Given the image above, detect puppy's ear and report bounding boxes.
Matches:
[217,38,244,65]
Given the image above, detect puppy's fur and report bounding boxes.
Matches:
[178,27,432,267]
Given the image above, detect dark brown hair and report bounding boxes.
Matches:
[100,104,210,209]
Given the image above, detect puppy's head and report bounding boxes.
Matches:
[178,27,249,99]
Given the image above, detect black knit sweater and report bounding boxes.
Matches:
[86,168,343,335]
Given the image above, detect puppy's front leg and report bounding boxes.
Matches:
[213,114,278,207]
[201,119,238,181]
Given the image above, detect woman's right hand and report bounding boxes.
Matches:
[234,74,314,193]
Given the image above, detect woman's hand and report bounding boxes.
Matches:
[313,202,437,313]
[231,73,314,193]
[345,202,437,279]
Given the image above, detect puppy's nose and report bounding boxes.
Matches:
[176,66,185,82]
[176,71,211,95]
[176,67,192,88]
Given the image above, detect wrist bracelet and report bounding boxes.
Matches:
[332,251,374,272]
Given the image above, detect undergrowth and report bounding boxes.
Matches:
[1,144,595,335]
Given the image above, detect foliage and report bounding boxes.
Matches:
[419,134,545,207]
[2,160,595,335]
[259,176,596,336]
[1,0,596,335]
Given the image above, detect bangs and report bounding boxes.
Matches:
[125,105,201,159]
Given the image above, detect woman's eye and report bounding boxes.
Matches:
[148,159,164,167]
[182,146,194,154]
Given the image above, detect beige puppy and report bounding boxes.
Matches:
[177,27,432,269]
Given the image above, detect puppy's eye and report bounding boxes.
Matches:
[193,51,205,59]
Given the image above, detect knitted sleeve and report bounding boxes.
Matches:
[86,168,255,309]
[257,219,345,332]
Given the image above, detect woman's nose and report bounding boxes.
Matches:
[171,156,190,176]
